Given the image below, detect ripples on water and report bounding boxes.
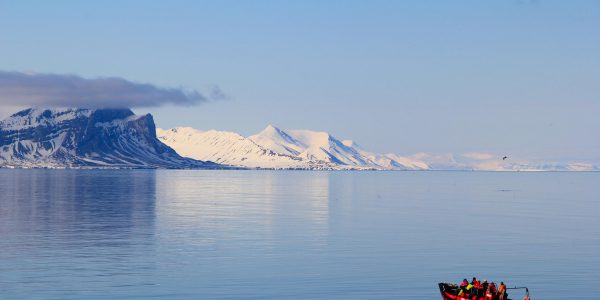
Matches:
[0,170,598,299]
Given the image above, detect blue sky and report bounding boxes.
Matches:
[0,0,598,162]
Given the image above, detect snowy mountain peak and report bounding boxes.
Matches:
[263,124,279,132]
[158,127,305,168]
[258,124,295,140]
[157,124,431,170]
[258,124,284,137]
[155,124,596,171]
[249,125,305,156]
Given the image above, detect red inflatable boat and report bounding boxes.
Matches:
[438,282,530,300]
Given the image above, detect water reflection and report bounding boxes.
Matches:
[154,170,330,247]
[0,169,156,237]
[0,169,157,298]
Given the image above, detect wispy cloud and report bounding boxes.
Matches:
[0,71,224,108]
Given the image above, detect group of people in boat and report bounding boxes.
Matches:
[458,277,508,300]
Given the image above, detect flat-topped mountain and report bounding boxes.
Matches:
[0,108,218,168]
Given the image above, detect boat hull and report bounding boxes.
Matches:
[439,283,510,300]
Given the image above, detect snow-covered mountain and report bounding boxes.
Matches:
[0,108,218,169]
[342,140,429,170]
[158,125,429,170]
[157,127,309,169]
[2,108,593,171]
[157,124,598,171]
[248,125,381,167]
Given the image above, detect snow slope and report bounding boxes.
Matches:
[159,125,430,170]
[343,140,429,170]
[157,127,306,168]
[249,126,371,166]
[157,124,597,171]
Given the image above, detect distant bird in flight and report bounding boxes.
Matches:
[502,156,508,161]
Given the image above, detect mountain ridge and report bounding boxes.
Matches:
[0,108,218,169]
[157,127,308,169]
[159,125,429,170]
[158,125,599,171]
[1,108,596,171]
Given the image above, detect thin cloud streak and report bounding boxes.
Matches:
[0,71,221,108]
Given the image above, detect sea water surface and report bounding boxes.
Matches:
[0,170,598,299]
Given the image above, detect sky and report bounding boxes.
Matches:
[0,0,599,162]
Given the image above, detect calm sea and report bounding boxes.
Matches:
[0,170,598,299]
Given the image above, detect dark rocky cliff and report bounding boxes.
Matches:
[0,108,219,168]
